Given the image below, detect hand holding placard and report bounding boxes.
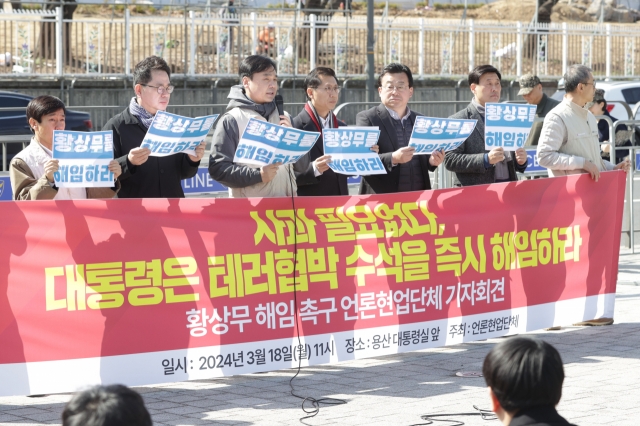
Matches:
[314,155,332,174]
[515,148,528,165]
[108,160,122,179]
[128,147,151,165]
[428,149,445,166]
[44,159,59,183]
[392,146,416,165]
[260,162,282,182]
[188,141,207,162]
[488,147,505,165]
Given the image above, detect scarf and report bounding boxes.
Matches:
[129,97,155,129]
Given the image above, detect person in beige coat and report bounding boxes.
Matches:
[537,64,629,328]
[537,65,630,182]
[10,95,121,200]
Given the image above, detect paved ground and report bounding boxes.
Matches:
[1,250,639,426]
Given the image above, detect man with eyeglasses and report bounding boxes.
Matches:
[294,67,378,196]
[355,63,444,194]
[103,56,205,198]
[538,64,630,182]
[445,64,528,187]
[537,64,629,329]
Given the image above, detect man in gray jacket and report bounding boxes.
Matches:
[445,65,528,187]
[208,55,309,198]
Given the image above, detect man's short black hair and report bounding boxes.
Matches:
[239,55,277,80]
[377,63,414,88]
[26,95,66,132]
[62,384,152,426]
[133,55,171,86]
[483,336,564,413]
[469,64,502,86]
[304,67,338,100]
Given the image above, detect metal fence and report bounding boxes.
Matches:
[5,7,640,79]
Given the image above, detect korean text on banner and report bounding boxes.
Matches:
[484,103,537,151]
[141,111,219,157]
[409,117,477,154]
[234,118,319,166]
[323,127,385,175]
[52,130,115,188]
[0,172,626,397]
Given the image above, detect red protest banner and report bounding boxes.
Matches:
[0,171,625,396]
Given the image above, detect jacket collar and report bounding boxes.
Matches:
[562,97,589,120]
[466,102,485,140]
[122,106,141,125]
[510,405,573,426]
[26,137,52,165]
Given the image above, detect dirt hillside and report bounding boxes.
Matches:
[412,0,538,22]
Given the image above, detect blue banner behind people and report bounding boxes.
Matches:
[141,111,219,157]
[525,148,546,174]
[408,117,478,154]
[484,103,537,151]
[323,127,385,175]
[52,130,115,188]
[234,118,319,166]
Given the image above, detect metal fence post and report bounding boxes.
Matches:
[468,19,474,72]
[189,10,195,77]
[251,12,257,56]
[606,24,612,78]
[419,18,424,78]
[562,22,568,76]
[631,146,636,252]
[516,21,522,76]
[125,9,131,76]
[310,14,317,71]
[56,6,62,76]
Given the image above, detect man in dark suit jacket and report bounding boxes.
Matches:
[103,56,205,198]
[293,67,349,196]
[445,65,528,187]
[356,63,444,194]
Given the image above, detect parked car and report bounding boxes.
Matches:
[0,91,92,135]
[551,80,640,120]
[0,91,92,167]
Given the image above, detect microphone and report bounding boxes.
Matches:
[275,94,284,116]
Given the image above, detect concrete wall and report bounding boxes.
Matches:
[1,77,558,128]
